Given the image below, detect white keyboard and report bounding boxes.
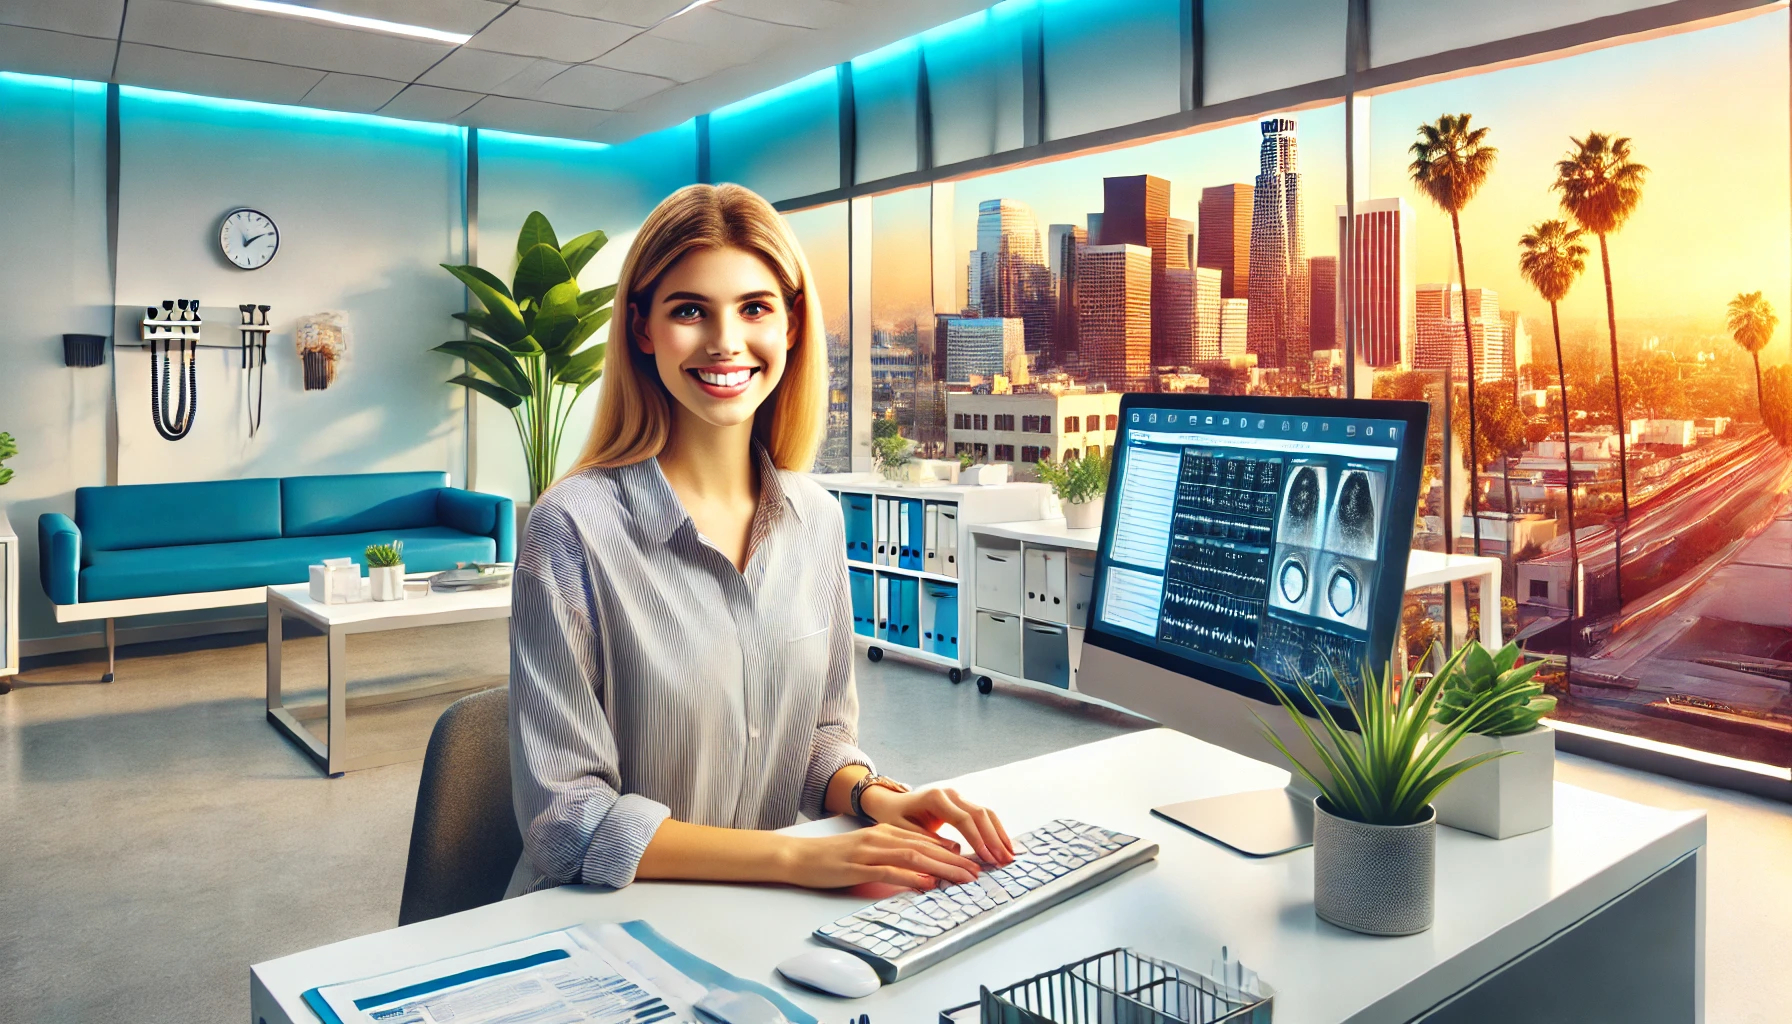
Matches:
[813,819,1158,982]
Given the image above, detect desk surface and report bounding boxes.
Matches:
[252,729,1704,1024]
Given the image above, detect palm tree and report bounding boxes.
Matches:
[1553,132,1647,517]
[1725,291,1779,416]
[1411,113,1498,560]
[1519,220,1589,668]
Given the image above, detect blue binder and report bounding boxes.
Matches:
[900,500,925,570]
[895,578,920,647]
[849,567,875,637]
[842,494,873,563]
[925,583,959,659]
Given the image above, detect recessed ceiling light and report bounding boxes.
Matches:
[210,1,472,45]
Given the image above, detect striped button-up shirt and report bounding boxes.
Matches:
[506,445,873,895]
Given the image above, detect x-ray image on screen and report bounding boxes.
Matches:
[1276,463,1328,548]
[1313,552,1375,630]
[1267,543,1321,617]
[1324,468,1385,560]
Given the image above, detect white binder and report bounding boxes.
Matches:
[1024,548,1048,616]
[1042,549,1068,624]
[876,573,890,638]
[939,505,959,578]
[899,499,912,566]
[874,497,890,565]
[923,503,941,574]
[1067,549,1096,629]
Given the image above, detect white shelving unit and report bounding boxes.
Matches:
[0,508,18,690]
[812,473,1048,686]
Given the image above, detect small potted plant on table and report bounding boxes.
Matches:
[1036,450,1110,529]
[1255,646,1516,936]
[1430,641,1557,839]
[365,540,405,602]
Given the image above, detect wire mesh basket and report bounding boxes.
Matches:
[939,948,1272,1024]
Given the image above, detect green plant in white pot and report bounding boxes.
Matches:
[365,540,405,602]
[1253,647,1516,936]
[1036,450,1109,529]
[437,212,614,503]
[1430,641,1557,839]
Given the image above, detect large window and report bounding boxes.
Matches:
[781,203,852,472]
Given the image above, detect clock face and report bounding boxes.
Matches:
[220,208,279,270]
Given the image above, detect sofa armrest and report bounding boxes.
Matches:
[38,512,81,605]
[437,488,515,563]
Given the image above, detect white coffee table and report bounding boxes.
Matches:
[265,575,512,776]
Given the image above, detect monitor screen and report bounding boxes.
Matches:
[1086,394,1429,710]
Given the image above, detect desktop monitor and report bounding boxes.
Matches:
[1078,393,1430,856]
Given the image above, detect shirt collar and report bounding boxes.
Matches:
[623,441,803,546]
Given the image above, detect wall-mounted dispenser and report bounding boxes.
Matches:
[62,333,106,368]
[295,311,346,390]
[239,304,271,436]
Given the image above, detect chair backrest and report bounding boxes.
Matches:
[281,471,448,538]
[398,687,523,926]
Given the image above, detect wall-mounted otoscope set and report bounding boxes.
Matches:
[142,299,201,441]
[240,304,271,437]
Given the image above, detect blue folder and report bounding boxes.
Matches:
[842,493,873,562]
[926,583,959,659]
[849,567,875,637]
[900,500,925,570]
[894,578,920,647]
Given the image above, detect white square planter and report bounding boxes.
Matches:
[1433,724,1555,839]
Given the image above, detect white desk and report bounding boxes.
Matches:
[251,729,1705,1024]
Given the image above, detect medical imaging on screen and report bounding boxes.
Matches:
[1097,408,1402,706]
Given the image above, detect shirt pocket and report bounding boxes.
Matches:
[784,624,830,685]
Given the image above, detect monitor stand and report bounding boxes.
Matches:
[1150,777,1319,858]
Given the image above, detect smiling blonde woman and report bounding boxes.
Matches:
[506,184,1013,899]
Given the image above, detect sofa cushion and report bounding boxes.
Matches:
[77,478,282,554]
[79,527,497,603]
[281,472,448,538]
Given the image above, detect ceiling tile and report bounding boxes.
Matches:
[114,42,326,105]
[591,32,736,83]
[0,24,118,80]
[123,0,452,80]
[465,6,638,63]
[300,72,405,113]
[378,83,482,121]
[456,94,613,139]
[417,48,533,91]
[711,0,849,30]
[582,109,679,143]
[520,0,694,29]
[649,6,803,57]
[0,0,123,39]
[531,63,672,110]
[487,58,577,99]
[302,0,510,36]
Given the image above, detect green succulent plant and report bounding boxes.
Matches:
[957,451,976,470]
[1035,450,1110,504]
[364,540,404,569]
[437,211,614,501]
[0,431,15,486]
[1432,640,1556,736]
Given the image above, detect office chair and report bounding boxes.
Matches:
[398,686,523,926]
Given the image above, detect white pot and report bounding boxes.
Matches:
[1313,798,1436,936]
[1433,724,1555,839]
[1063,495,1105,530]
[961,464,1009,487]
[370,564,407,602]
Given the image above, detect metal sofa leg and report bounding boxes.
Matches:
[103,618,116,683]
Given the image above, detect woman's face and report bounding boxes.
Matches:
[635,245,794,431]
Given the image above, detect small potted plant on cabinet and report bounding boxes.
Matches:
[365,540,405,602]
[1430,641,1557,839]
[1036,450,1110,529]
[1255,646,1515,936]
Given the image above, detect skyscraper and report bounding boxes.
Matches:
[1161,268,1195,366]
[1415,284,1507,383]
[1049,224,1087,368]
[1198,183,1252,300]
[1336,197,1416,369]
[1502,310,1531,380]
[1308,255,1338,353]
[1220,298,1249,358]
[1099,175,1177,365]
[945,317,1027,385]
[968,199,1054,356]
[1246,118,1309,369]
[1077,244,1153,391]
[1193,266,1222,362]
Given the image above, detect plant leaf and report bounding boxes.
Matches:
[560,229,608,277]
[434,339,531,396]
[442,264,527,341]
[552,342,606,384]
[517,211,558,257]
[577,284,618,317]
[513,244,573,306]
[533,280,583,351]
[458,264,513,301]
[447,373,523,409]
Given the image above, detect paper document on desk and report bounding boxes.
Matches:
[302,920,814,1024]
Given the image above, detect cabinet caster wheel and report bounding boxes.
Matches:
[977,675,993,694]
[867,646,884,663]
[948,667,963,684]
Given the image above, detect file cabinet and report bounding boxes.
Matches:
[967,518,1098,696]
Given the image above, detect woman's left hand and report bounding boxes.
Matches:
[858,785,1016,866]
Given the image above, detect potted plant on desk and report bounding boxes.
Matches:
[365,540,405,602]
[1254,647,1515,936]
[1036,450,1109,529]
[1430,641,1557,839]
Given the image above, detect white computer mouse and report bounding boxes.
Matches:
[775,948,883,998]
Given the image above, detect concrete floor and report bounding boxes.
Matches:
[1,627,1788,1023]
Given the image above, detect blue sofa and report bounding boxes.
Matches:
[39,471,513,679]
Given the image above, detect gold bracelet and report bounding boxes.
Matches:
[849,773,909,821]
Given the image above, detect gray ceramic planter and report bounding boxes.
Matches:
[1312,797,1436,936]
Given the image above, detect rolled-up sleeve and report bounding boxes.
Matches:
[509,515,670,889]
[800,507,874,818]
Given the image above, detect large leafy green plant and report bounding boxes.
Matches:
[0,431,15,486]
[1433,641,1555,736]
[1252,646,1515,826]
[437,212,615,501]
[1035,450,1110,504]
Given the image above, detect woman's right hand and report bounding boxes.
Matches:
[780,823,983,890]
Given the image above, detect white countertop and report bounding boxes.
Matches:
[251,728,1704,1024]
[267,574,512,629]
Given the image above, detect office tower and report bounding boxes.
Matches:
[1193,266,1222,362]
[945,317,1027,385]
[1087,212,1104,244]
[1100,175,1177,365]
[1502,310,1531,379]
[1198,183,1253,300]
[1246,118,1309,369]
[1336,197,1416,369]
[968,199,1053,356]
[1167,217,1195,271]
[1220,297,1249,357]
[1050,224,1087,368]
[1161,269,1195,366]
[1308,255,1338,352]
[1077,244,1153,391]
[1415,284,1507,383]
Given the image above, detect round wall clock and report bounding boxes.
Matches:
[220,208,279,270]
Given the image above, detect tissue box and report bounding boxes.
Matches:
[309,559,362,604]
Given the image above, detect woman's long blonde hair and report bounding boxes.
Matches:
[565,183,826,477]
